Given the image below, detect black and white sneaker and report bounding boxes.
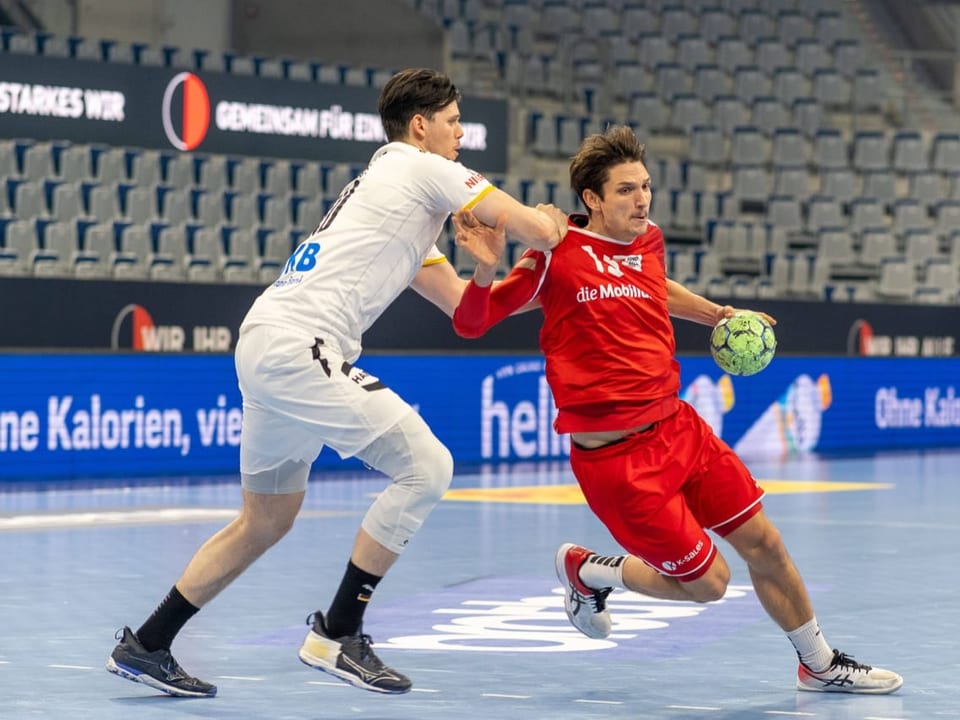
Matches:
[298,612,411,694]
[106,627,216,697]
[797,649,903,694]
[555,543,613,639]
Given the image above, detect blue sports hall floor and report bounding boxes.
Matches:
[1,449,958,720]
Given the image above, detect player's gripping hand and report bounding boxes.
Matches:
[714,304,777,327]
[453,210,507,272]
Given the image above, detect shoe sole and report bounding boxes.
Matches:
[797,676,904,695]
[105,656,216,698]
[298,648,411,695]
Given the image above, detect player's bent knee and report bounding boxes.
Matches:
[684,555,730,603]
[419,441,454,503]
[685,574,729,603]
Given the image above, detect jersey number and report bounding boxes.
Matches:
[315,174,362,233]
[580,245,625,277]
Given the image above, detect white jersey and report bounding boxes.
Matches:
[241,141,493,361]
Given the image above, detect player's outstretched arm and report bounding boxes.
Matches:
[666,278,777,326]
[470,188,566,252]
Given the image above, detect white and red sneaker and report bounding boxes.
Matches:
[554,543,613,639]
[797,649,903,694]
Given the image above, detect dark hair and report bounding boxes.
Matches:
[378,68,461,142]
[569,125,647,211]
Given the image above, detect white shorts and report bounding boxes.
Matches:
[235,324,412,475]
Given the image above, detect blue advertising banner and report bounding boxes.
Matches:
[1,353,958,482]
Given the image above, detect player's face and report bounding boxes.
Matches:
[420,101,464,161]
[587,162,652,242]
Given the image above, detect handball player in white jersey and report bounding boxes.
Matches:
[106,68,566,698]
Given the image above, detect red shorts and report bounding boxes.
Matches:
[569,400,764,581]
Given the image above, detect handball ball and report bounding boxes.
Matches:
[710,311,777,376]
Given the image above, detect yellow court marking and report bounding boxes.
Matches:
[443,480,893,505]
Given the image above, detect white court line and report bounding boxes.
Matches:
[764,712,816,717]
[482,693,531,699]
[304,680,438,694]
[0,508,238,530]
[217,675,264,681]
[575,699,624,706]
[667,706,721,711]
[48,664,95,670]
[0,508,356,532]
[865,716,910,720]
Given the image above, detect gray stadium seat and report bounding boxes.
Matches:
[715,36,752,74]
[774,166,810,198]
[87,183,121,224]
[848,199,887,236]
[832,40,864,78]
[22,143,55,181]
[689,124,726,166]
[909,171,945,208]
[730,165,770,203]
[891,198,931,236]
[858,227,898,267]
[791,97,823,138]
[852,69,885,112]
[933,199,960,239]
[806,196,845,232]
[734,65,770,104]
[852,131,890,172]
[771,127,807,168]
[712,95,750,136]
[931,133,960,173]
[861,170,897,205]
[891,131,927,173]
[812,128,848,169]
[754,38,792,77]
[773,66,810,107]
[775,9,814,49]
[876,257,914,300]
[794,38,830,77]
[750,97,788,136]
[700,8,736,45]
[819,167,858,203]
[50,183,85,223]
[693,64,727,104]
[57,145,93,182]
[676,34,712,72]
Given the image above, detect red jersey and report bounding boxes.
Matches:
[454,215,680,433]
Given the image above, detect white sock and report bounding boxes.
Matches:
[786,617,834,672]
[578,553,625,590]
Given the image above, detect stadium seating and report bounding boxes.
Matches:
[0,1,956,303]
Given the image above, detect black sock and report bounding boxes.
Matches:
[324,561,382,638]
[135,585,200,652]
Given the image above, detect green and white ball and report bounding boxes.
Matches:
[709,311,777,376]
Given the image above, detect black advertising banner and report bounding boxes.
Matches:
[0,55,508,172]
[0,277,957,357]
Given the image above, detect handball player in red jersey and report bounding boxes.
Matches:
[451,125,902,695]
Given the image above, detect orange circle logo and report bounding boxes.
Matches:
[162,72,211,151]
